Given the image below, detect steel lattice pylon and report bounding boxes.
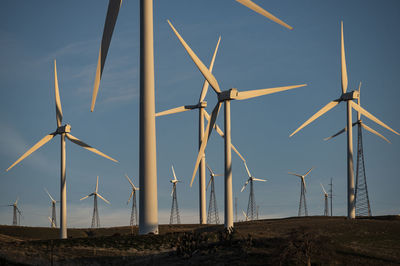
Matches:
[207,177,220,224]
[13,206,18,226]
[169,184,181,224]
[130,191,138,226]
[51,202,57,228]
[355,124,372,216]
[246,180,257,220]
[298,180,308,216]
[323,194,329,216]
[91,195,100,228]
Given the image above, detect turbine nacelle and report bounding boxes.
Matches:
[55,124,71,135]
[218,88,239,101]
[337,90,359,102]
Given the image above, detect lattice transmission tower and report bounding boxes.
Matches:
[91,195,100,228]
[169,165,181,224]
[206,164,221,224]
[242,162,266,221]
[298,180,308,216]
[125,174,139,226]
[354,123,372,216]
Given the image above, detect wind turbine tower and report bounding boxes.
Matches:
[80,176,111,228]
[125,174,139,226]
[320,183,329,216]
[206,164,222,224]
[288,168,313,216]
[169,166,181,224]
[8,198,21,226]
[241,162,266,220]
[329,178,333,216]
[45,188,57,228]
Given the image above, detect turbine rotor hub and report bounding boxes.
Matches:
[339,90,359,102]
[56,124,71,134]
[218,88,239,101]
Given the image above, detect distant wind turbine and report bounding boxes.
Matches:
[206,164,222,224]
[7,198,21,226]
[169,165,182,224]
[320,183,329,216]
[44,188,58,228]
[288,167,313,216]
[80,176,110,228]
[125,174,139,226]
[167,19,305,229]
[290,22,399,219]
[5,60,117,238]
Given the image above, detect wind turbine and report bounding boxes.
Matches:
[80,176,110,228]
[5,60,117,238]
[242,210,249,222]
[169,165,182,224]
[241,161,266,221]
[167,20,305,229]
[288,167,313,217]
[289,22,399,219]
[324,82,390,217]
[48,217,56,228]
[7,198,21,226]
[45,188,58,228]
[206,164,222,224]
[125,174,139,226]
[320,183,329,216]
[92,0,295,235]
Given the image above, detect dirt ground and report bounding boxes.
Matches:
[0,216,399,265]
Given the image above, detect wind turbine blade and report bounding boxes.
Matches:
[171,165,177,181]
[44,188,55,202]
[324,127,347,141]
[15,197,18,205]
[156,105,195,117]
[288,172,302,178]
[357,81,362,104]
[302,177,307,193]
[241,180,249,192]
[320,183,327,194]
[290,101,340,137]
[253,178,266,182]
[199,36,221,102]
[206,163,214,176]
[91,0,122,112]
[244,162,252,178]
[6,134,56,172]
[242,210,248,221]
[65,133,118,162]
[124,174,135,188]
[167,20,221,94]
[236,84,306,100]
[97,193,110,204]
[96,176,99,193]
[361,123,391,144]
[171,185,175,197]
[350,101,400,135]
[54,60,63,127]
[127,190,133,204]
[80,195,90,201]
[206,176,213,191]
[340,21,348,94]
[236,0,293,30]
[203,109,246,162]
[190,102,222,187]
[304,167,314,177]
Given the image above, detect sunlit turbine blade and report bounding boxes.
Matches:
[204,109,246,162]
[242,210,249,221]
[171,185,175,197]
[244,161,251,178]
[302,177,307,193]
[44,188,55,202]
[65,133,118,162]
[199,36,221,102]
[361,123,391,144]
[206,176,213,191]
[127,190,133,204]
[15,197,18,205]
[341,21,348,94]
[253,178,266,182]
[236,0,293,30]
[80,194,91,201]
[97,193,110,204]
[236,84,306,101]
[96,176,99,193]
[288,172,302,178]
[156,105,195,117]
[190,102,222,187]
[323,123,356,141]
[91,0,122,112]
[241,180,249,192]
[172,165,177,181]
[124,174,135,188]
[206,163,214,176]
[167,20,221,94]
[290,101,340,137]
[54,60,63,127]
[358,81,362,104]
[350,101,400,135]
[6,134,56,172]
[320,183,327,194]
[304,167,314,177]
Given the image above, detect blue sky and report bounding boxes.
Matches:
[1,0,400,227]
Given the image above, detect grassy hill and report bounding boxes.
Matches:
[0,216,399,265]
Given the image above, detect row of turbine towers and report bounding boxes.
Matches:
[5,0,398,238]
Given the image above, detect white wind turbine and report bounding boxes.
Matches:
[320,183,329,216]
[241,161,266,221]
[80,176,111,228]
[242,210,249,222]
[91,0,295,235]
[289,22,399,219]
[206,164,222,224]
[7,197,21,226]
[288,167,313,217]
[48,217,56,228]
[45,188,58,228]
[5,60,117,239]
[169,165,182,224]
[167,20,305,229]
[125,174,139,226]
